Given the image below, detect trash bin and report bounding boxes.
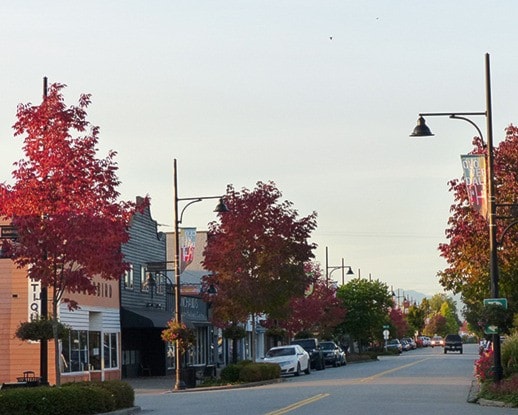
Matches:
[182,366,196,388]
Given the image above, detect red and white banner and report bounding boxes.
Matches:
[180,227,196,272]
[461,154,488,219]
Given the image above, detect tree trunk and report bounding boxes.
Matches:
[52,297,61,386]
[251,314,256,362]
[232,338,238,364]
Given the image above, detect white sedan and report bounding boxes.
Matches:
[263,345,311,376]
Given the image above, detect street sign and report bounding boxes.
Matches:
[485,325,499,335]
[0,226,18,239]
[483,298,508,334]
[484,298,508,309]
[383,329,390,340]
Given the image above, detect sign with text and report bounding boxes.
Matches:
[28,277,41,321]
[461,154,488,219]
[0,225,18,239]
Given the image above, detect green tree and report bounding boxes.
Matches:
[406,304,426,336]
[440,302,460,334]
[336,279,393,352]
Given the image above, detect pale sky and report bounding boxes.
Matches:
[2,1,517,297]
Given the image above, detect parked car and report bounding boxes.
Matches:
[402,337,417,349]
[418,336,431,347]
[319,341,342,367]
[291,338,325,370]
[337,346,347,366]
[444,334,463,354]
[400,338,411,351]
[263,345,310,376]
[385,339,402,354]
[430,335,444,347]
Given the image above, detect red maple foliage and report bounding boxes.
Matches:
[269,262,346,339]
[202,181,317,326]
[389,307,409,339]
[1,83,142,302]
[438,128,518,326]
[0,82,144,382]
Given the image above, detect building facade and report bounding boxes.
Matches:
[0,219,122,385]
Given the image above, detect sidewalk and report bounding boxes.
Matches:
[126,376,175,395]
[125,375,282,395]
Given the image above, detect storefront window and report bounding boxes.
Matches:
[104,333,118,368]
[89,331,101,370]
[61,330,118,373]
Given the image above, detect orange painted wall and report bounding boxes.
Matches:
[0,259,57,384]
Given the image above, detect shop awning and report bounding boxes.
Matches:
[120,307,173,329]
[120,307,211,329]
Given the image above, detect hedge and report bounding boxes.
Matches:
[0,380,134,415]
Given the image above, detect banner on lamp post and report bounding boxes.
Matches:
[461,154,488,219]
[179,227,196,273]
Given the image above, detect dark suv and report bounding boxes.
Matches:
[444,334,463,354]
[319,341,341,367]
[291,338,325,370]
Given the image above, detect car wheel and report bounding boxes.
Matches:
[460,349,463,354]
[295,363,301,376]
[304,362,310,375]
[444,349,447,354]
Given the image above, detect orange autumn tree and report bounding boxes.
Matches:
[0,82,143,385]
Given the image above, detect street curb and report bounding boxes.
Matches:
[467,379,514,408]
[467,379,480,403]
[98,407,142,415]
[171,377,284,393]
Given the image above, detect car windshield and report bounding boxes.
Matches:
[266,348,295,357]
[320,343,334,350]
[292,340,314,349]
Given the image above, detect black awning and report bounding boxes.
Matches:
[121,307,173,329]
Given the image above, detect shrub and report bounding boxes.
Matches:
[502,332,518,378]
[220,364,241,383]
[479,373,518,407]
[239,362,280,382]
[220,361,280,383]
[475,349,494,382]
[0,384,115,415]
[62,380,134,409]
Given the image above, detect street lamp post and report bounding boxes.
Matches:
[410,53,502,382]
[325,247,354,286]
[172,158,228,390]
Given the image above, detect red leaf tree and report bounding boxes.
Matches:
[202,181,317,360]
[438,129,518,332]
[389,307,409,339]
[269,262,346,340]
[0,82,143,384]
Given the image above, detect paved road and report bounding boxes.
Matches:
[128,344,517,415]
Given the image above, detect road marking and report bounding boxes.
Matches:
[264,393,330,415]
[360,357,432,383]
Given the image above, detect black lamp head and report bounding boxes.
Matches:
[410,116,434,137]
[214,198,230,213]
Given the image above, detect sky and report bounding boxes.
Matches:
[1,1,518,298]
